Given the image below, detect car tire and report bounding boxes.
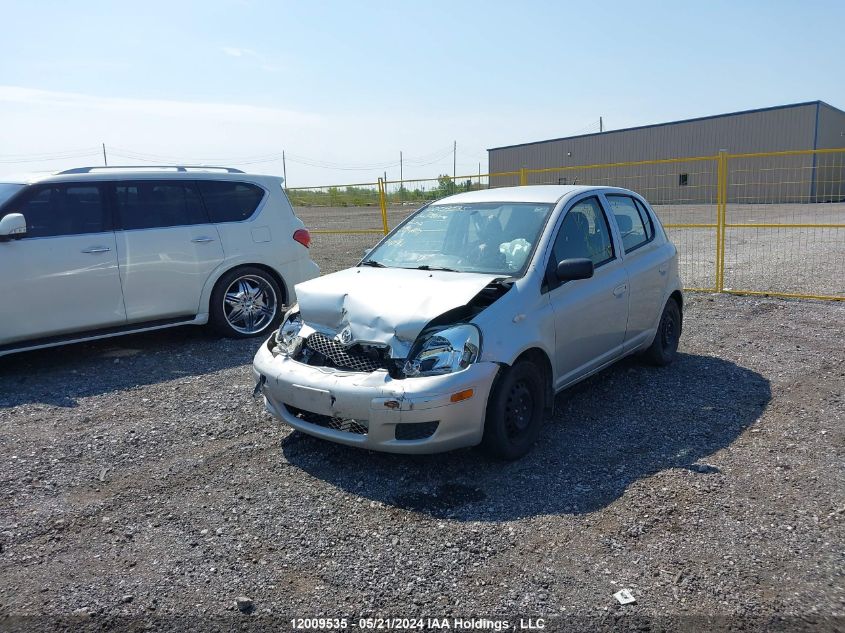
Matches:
[481,360,547,460]
[210,266,284,338]
[643,297,681,366]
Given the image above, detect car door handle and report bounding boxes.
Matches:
[191,236,216,243]
[658,265,668,275]
[613,284,628,297]
[81,246,111,254]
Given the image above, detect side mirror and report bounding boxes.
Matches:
[0,213,26,241]
[556,257,594,282]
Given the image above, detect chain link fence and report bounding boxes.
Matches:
[286,149,845,300]
[723,149,845,299]
[285,182,386,274]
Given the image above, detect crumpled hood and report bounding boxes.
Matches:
[295,267,500,357]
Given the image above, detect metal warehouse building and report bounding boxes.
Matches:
[488,101,845,203]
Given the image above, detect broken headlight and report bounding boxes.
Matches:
[403,324,480,377]
[276,309,303,355]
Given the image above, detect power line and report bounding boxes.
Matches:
[0,143,470,172]
[0,150,102,164]
[566,118,603,136]
[108,145,458,171]
[0,146,101,160]
[109,147,374,169]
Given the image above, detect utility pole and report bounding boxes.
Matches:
[282,151,287,186]
[399,151,403,201]
[599,117,603,133]
[453,140,457,181]
[102,143,108,166]
[478,162,481,190]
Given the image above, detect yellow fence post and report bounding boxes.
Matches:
[714,155,722,292]
[377,178,389,235]
[519,167,527,186]
[716,151,728,293]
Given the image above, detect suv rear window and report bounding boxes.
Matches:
[197,181,265,223]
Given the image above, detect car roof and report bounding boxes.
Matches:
[434,185,635,205]
[15,167,281,186]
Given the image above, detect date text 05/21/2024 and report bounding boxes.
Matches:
[289,618,546,631]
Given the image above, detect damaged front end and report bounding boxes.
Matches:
[269,271,513,379]
[275,316,399,374]
[255,269,512,454]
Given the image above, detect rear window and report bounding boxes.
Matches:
[605,194,650,252]
[115,180,208,230]
[634,198,655,240]
[197,181,265,223]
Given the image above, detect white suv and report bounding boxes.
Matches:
[0,166,319,356]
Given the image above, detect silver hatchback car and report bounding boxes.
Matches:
[253,185,683,459]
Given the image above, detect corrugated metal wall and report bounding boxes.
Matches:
[489,103,822,203]
[815,103,845,201]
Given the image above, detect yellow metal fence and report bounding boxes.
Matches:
[287,148,845,301]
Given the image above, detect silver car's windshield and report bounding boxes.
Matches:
[364,202,554,275]
[0,183,25,208]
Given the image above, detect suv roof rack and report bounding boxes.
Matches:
[57,165,245,174]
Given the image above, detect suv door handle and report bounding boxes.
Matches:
[613,283,628,297]
[81,246,111,254]
[191,236,216,243]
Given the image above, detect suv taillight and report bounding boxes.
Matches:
[293,229,311,248]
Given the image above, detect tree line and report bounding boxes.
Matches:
[286,175,482,207]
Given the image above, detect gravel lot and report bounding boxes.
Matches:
[1,292,843,631]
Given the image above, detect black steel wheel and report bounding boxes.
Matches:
[481,360,546,460]
[504,380,535,440]
[644,297,681,366]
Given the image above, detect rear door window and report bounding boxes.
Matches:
[605,194,650,252]
[12,184,108,238]
[114,180,208,230]
[634,198,655,240]
[197,181,265,223]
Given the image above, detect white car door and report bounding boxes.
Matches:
[0,182,126,346]
[545,195,630,388]
[603,193,666,348]
[112,180,224,323]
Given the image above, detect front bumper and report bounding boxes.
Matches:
[252,339,499,454]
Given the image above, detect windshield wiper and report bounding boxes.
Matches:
[414,265,458,272]
[360,259,386,268]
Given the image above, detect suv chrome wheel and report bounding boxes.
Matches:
[222,275,278,335]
